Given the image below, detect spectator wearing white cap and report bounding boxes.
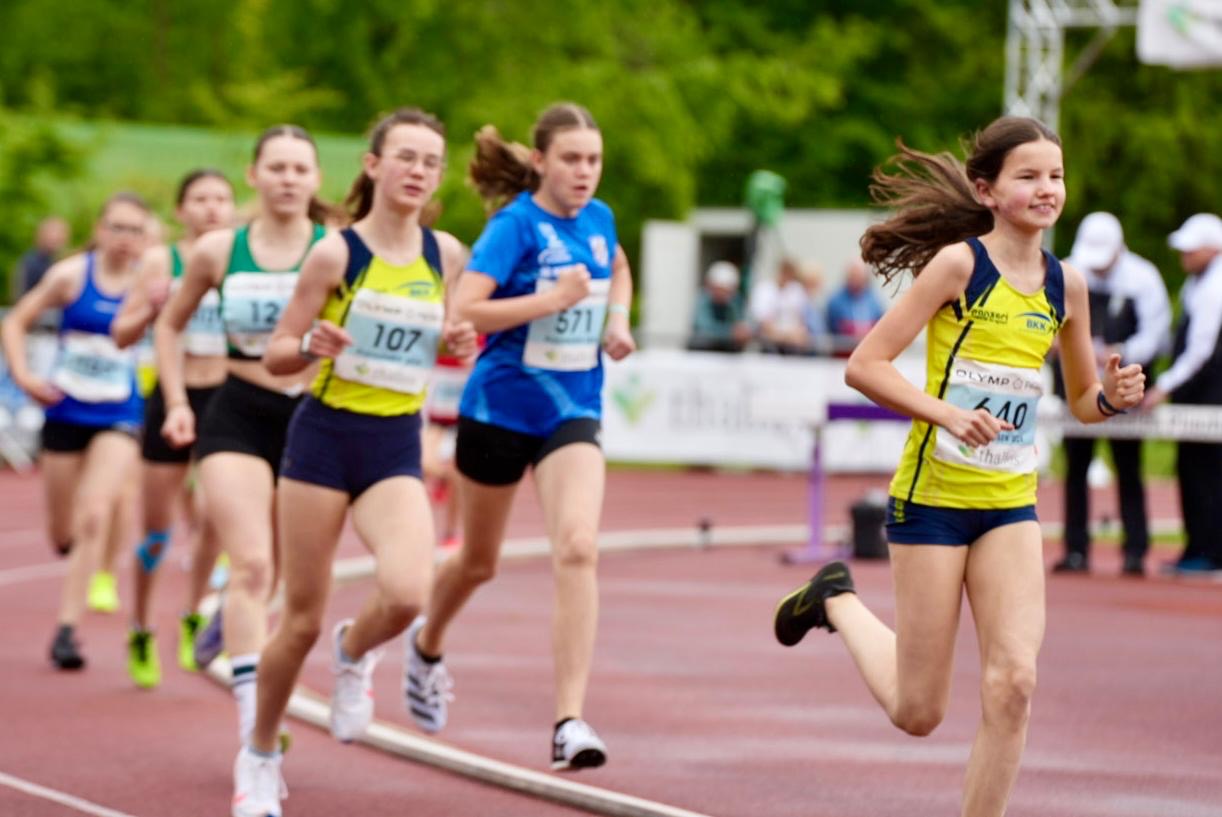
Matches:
[1052,212,1171,576]
[688,260,751,353]
[1143,213,1222,574]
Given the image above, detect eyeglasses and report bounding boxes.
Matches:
[104,222,147,236]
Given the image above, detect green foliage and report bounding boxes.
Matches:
[0,111,88,299]
[0,1,1216,297]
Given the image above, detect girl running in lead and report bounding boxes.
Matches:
[111,169,236,688]
[231,107,476,817]
[406,102,635,771]
[1,192,151,669]
[155,126,327,745]
[772,116,1145,817]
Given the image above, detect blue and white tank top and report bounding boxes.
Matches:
[46,254,143,428]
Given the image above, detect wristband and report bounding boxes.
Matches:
[1097,389,1126,417]
[299,330,319,362]
[608,303,630,317]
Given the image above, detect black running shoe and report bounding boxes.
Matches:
[50,625,85,670]
[774,561,856,645]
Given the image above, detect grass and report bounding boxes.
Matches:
[38,116,367,224]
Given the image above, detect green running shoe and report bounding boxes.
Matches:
[128,629,161,689]
[774,561,856,645]
[87,570,120,614]
[179,613,203,671]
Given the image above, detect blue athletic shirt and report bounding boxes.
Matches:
[45,253,144,429]
[460,190,617,437]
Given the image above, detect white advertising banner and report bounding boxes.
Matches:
[600,350,919,472]
[1138,0,1222,68]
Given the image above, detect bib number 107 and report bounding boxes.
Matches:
[371,323,423,353]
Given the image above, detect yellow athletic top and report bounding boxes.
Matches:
[889,237,1066,509]
[311,227,445,417]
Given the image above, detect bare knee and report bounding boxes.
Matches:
[457,551,498,586]
[279,608,323,654]
[981,662,1037,726]
[73,496,112,544]
[891,702,946,737]
[378,579,427,631]
[229,554,274,600]
[552,530,598,572]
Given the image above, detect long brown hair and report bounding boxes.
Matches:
[860,116,1061,283]
[344,108,446,224]
[252,124,336,225]
[468,102,598,213]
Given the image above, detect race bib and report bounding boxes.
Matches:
[181,283,226,358]
[52,331,134,403]
[426,365,470,422]
[523,273,610,371]
[221,272,297,357]
[334,289,444,394]
[934,359,1042,473]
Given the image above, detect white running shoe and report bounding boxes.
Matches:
[551,719,607,771]
[329,619,381,743]
[403,616,453,734]
[231,746,285,817]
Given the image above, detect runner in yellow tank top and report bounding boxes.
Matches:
[772,117,1146,817]
[232,109,476,817]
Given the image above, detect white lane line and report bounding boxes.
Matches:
[205,658,713,817]
[0,771,139,817]
[0,560,68,586]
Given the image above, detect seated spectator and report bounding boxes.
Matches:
[751,257,816,355]
[826,257,885,354]
[799,261,832,355]
[689,261,751,353]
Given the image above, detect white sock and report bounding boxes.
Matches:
[230,653,259,745]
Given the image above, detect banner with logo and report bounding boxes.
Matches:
[601,350,920,472]
[1138,0,1222,68]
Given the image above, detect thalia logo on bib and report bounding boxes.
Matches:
[536,223,572,266]
[589,235,609,268]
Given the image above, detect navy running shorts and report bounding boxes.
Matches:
[279,397,424,500]
[886,497,1038,546]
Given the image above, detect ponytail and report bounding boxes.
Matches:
[859,142,992,285]
[860,116,1061,284]
[468,125,538,214]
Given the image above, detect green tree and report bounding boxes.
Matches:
[0,110,88,302]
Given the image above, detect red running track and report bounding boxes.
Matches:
[1,468,1219,817]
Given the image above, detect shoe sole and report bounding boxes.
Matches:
[52,657,85,671]
[552,748,606,771]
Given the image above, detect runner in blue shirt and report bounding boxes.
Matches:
[1,192,151,670]
[405,103,635,771]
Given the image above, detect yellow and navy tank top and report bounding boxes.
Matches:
[220,223,326,360]
[311,227,445,417]
[890,237,1065,509]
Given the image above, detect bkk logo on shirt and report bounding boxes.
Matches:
[536,223,572,267]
